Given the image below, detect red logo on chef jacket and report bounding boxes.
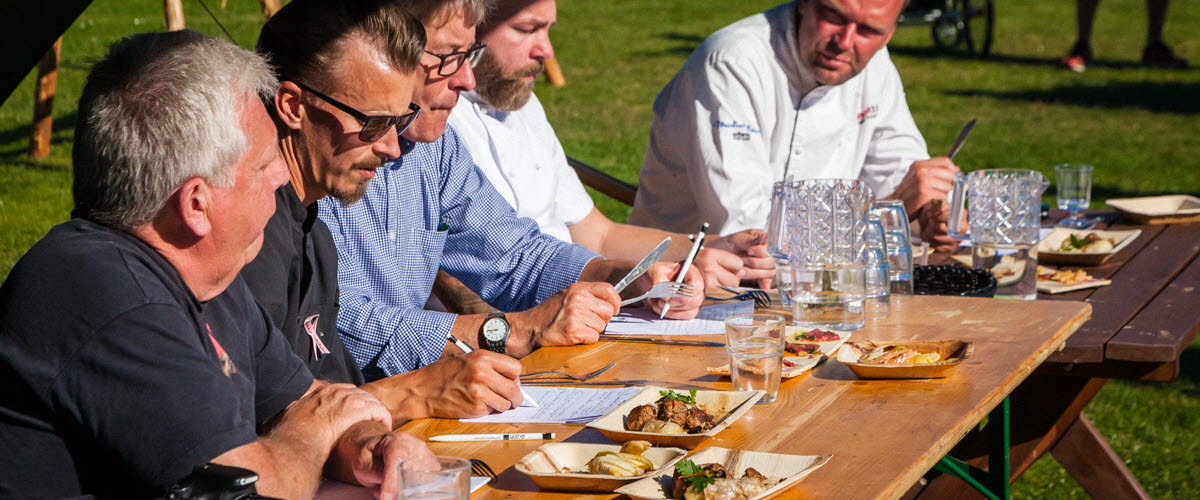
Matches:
[206,323,237,377]
[856,105,878,123]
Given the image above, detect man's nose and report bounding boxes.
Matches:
[532,32,554,61]
[449,58,476,92]
[833,23,855,50]
[373,126,403,160]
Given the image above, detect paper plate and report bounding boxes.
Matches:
[613,447,831,499]
[585,387,763,449]
[515,442,687,492]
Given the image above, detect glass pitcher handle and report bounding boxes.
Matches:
[947,172,969,240]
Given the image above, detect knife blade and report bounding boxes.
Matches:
[947,118,976,160]
[613,237,672,293]
[599,335,725,347]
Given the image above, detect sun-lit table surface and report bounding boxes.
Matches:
[381,294,1089,499]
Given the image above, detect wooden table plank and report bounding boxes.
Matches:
[1048,224,1200,363]
[1106,236,1200,362]
[399,295,1089,500]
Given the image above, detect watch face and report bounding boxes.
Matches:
[482,318,509,341]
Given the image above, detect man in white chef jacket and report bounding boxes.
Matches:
[631,0,961,251]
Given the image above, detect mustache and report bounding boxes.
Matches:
[351,156,385,170]
[513,61,544,79]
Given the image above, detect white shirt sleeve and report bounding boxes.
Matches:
[527,98,593,226]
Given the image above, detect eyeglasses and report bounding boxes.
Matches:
[424,43,487,77]
[292,81,421,143]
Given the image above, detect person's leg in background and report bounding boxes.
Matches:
[1062,0,1100,72]
[1142,0,1188,67]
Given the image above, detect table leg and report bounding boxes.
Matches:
[911,373,1147,499]
[1050,413,1150,500]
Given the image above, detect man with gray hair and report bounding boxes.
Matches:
[0,30,429,498]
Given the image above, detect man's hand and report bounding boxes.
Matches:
[364,350,524,421]
[283,383,393,447]
[917,201,963,253]
[327,421,432,499]
[508,281,621,357]
[635,261,705,319]
[886,157,960,220]
[702,229,775,288]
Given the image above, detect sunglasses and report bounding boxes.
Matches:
[292,81,421,143]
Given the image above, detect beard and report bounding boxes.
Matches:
[331,155,383,206]
[473,51,543,112]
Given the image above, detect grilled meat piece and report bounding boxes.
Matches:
[683,407,715,433]
[743,467,765,479]
[625,404,657,431]
[657,398,690,427]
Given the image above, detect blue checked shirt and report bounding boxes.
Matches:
[319,125,601,380]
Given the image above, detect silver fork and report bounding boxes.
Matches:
[470,458,497,478]
[520,361,616,381]
[620,282,693,307]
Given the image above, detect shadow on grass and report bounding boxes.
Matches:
[0,111,76,164]
[887,44,1195,71]
[1177,346,1200,396]
[638,32,706,57]
[943,81,1200,114]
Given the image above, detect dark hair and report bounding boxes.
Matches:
[257,0,426,89]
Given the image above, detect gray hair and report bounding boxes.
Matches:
[72,30,278,231]
[398,0,491,27]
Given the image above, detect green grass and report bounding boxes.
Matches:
[1,0,1197,497]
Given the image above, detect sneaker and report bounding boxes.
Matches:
[1060,42,1091,72]
[1141,42,1188,68]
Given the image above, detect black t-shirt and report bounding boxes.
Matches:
[0,219,313,498]
[241,185,365,386]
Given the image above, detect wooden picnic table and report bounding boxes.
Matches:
[397,294,1090,499]
[913,211,1200,499]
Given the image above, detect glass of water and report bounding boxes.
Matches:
[1054,164,1095,229]
[396,456,469,500]
[870,200,914,295]
[861,215,890,320]
[766,182,792,306]
[724,313,785,404]
[790,264,867,330]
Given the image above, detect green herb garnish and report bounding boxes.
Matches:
[674,459,716,493]
[1065,234,1088,250]
[658,389,698,405]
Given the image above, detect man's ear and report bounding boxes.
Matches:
[274,81,306,131]
[175,177,214,238]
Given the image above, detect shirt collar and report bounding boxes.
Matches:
[278,183,320,230]
[774,1,824,99]
[462,90,510,119]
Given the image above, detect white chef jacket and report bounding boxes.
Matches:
[448,90,594,243]
[629,1,929,236]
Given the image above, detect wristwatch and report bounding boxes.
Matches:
[479,312,510,354]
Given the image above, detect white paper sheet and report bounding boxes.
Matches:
[314,476,490,499]
[603,300,754,336]
[460,386,642,424]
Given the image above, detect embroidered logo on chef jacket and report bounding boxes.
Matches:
[856,105,879,124]
[716,120,760,141]
[304,314,330,361]
[206,323,237,377]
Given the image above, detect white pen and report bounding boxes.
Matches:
[429,432,556,443]
[445,334,540,407]
[660,222,709,319]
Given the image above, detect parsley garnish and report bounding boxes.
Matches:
[674,459,716,493]
[1066,234,1088,249]
[659,389,698,405]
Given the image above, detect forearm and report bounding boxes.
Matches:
[324,420,391,485]
[220,423,335,498]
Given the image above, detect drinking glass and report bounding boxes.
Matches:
[1055,164,1095,229]
[766,182,792,306]
[861,215,890,320]
[870,200,914,294]
[396,456,469,500]
[724,313,785,404]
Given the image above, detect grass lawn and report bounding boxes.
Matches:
[1,0,1197,497]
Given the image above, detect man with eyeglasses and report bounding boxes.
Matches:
[447,0,776,290]
[319,0,705,401]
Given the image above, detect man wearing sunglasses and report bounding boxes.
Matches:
[320,0,705,406]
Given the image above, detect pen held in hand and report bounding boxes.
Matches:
[445,334,539,407]
[660,222,709,319]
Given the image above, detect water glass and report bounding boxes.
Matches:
[861,215,890,320]
[396,456,469,500]
[790,264,867,331]
[724,313,785,404]
[1055,164,1095,229]
[766,182,792,306]
[870,200,914,294]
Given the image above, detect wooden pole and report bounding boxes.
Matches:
[543,57,565,88]
[28,38,62,160]
[259,0,281,18]
[164,0,185,31]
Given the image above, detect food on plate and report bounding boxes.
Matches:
[1058,233,1117,253]
[842,344,943,365]
[793,328,840,342]
[585,440,657,476]
[1037,265,1096,285]
[624,390,715,434]
[784,342,820,355]
[671,459,773,500]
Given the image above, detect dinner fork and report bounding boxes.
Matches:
[708,287,771,308]
[470,459,497,478]
[620,282,693,307]
[520,361,616,381]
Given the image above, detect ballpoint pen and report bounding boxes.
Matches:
[660,222,708,318]
[445,334,539,407]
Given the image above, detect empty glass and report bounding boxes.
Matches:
[1055,164,1096,229]
[861,215,890,320]
[395,456,469,500]
[724,314,785,404]
[871,200,914,294]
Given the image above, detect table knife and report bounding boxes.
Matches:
[947,118,976,160]
[613,237,672,293]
